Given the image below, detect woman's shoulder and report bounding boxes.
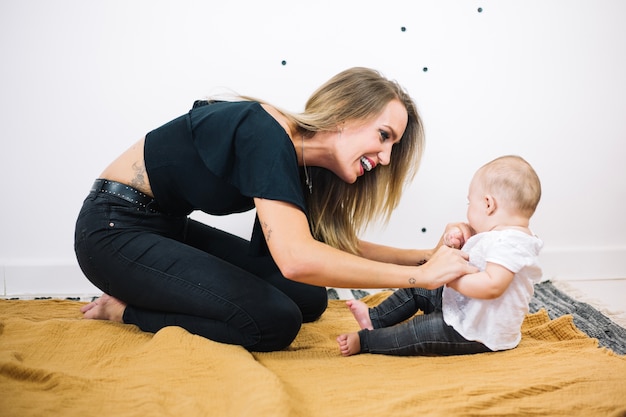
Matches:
[259,103,294,139]
[191,100,291,138]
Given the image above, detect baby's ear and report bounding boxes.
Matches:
[484,194,497,215]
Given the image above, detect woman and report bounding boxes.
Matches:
[75,67,477,352]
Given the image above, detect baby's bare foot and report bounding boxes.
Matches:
[337,333,361,356]
[80,294,126,323]
[346,300,373,330]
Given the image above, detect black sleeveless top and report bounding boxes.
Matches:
[144,100,307,255]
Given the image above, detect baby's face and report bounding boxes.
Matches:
[466,175,488,233]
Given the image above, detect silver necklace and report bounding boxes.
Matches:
[301,135,312,194]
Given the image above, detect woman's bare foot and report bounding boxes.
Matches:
[346,300,373,330]
[337,333,361,356]
[80,294,126,323]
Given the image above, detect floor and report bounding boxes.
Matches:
[554,278,626,328]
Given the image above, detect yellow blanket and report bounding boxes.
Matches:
[1,293,625,417]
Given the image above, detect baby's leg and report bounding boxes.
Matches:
[369,287,441,328]
[346,300,373,330]
[360,311,492,356]
[336,333,361,356]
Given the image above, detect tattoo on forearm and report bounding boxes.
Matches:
[408,277,416,285]
[262,221,273,241]
[130,161,146,189]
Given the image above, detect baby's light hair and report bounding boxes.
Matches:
[477,155,541,218]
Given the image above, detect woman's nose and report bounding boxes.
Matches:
[378,144,392,166]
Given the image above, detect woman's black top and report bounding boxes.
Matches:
[144,100,306,255]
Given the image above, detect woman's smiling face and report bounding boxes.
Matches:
[331,99,408,184]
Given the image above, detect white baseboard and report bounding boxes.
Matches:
[539,247,626,281]
[2,247,625,297]
[1,263,100,298]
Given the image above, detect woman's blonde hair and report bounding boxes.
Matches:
[298,68,425,253]
[243,67,425,254]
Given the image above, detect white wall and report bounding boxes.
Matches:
[1,0,625,296]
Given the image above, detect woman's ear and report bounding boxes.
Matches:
[484,194,497,215]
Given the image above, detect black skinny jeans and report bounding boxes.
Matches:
[74,190,328,352]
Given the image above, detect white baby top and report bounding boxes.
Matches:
[442,229,544,351]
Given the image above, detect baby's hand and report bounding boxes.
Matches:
[443,227,464,249]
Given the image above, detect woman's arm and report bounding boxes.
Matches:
[357,240,432,266]
[357,222,475,266]
[445,262,515,299]
[254,198,478,289]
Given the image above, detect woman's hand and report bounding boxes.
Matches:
[419,245,479,289]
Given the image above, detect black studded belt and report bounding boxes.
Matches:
[91,179,160,212]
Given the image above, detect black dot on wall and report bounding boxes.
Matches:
[422,67,428,72]
[281,60,287,66]
[421,227,427,233]
[477,7,483,13]
[401,26,406,32]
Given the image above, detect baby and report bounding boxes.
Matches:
[337,155,543,356]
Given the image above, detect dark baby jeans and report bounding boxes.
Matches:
[359,287,491,356]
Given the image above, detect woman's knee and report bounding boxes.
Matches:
[252,302,303,352]
[300,286,328,323]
